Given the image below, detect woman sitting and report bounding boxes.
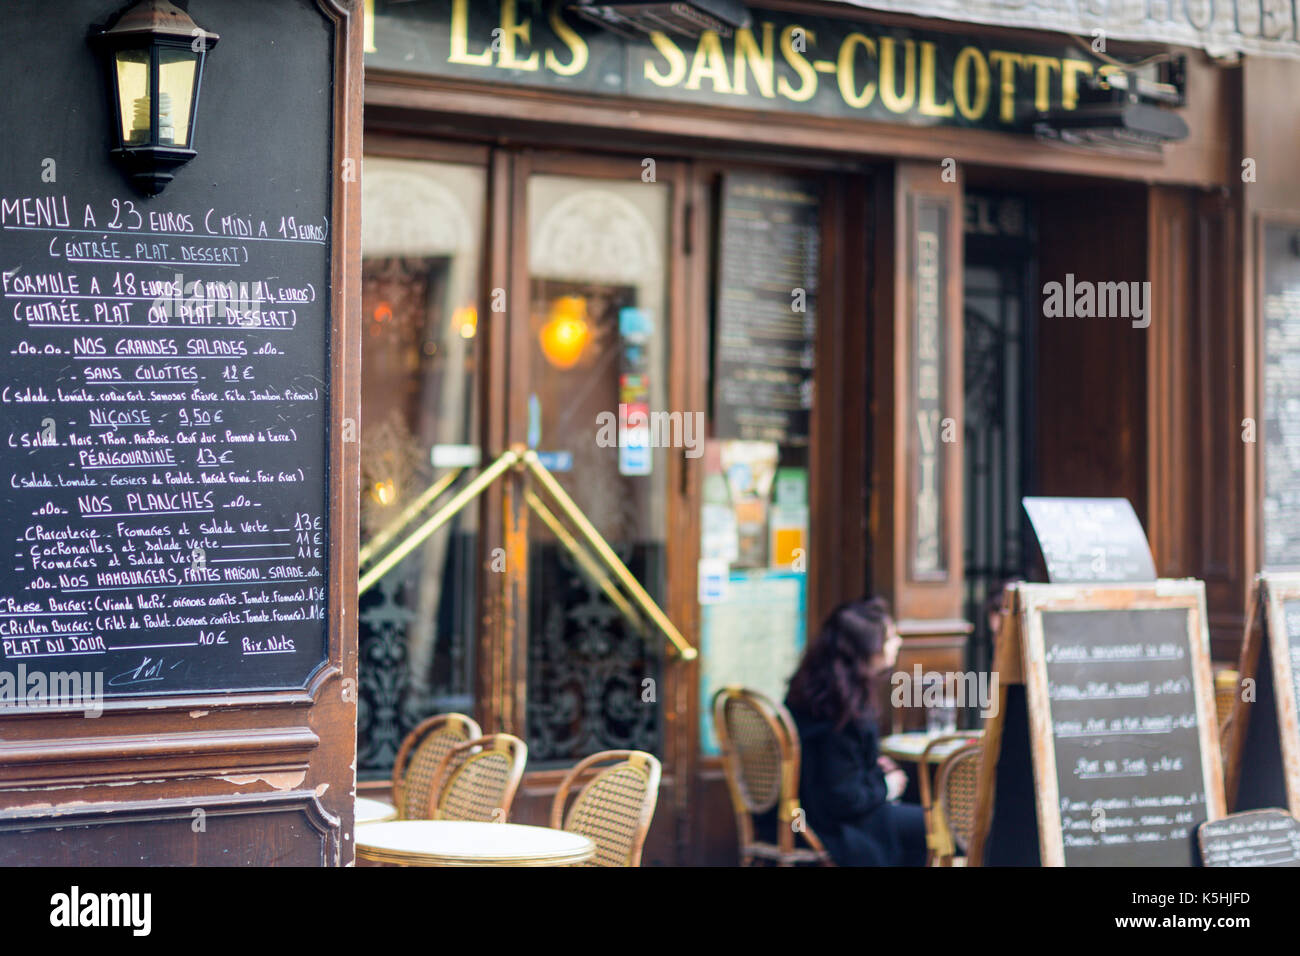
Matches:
[785,597,926,866]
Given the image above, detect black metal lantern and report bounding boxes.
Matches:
[92,0,219,195]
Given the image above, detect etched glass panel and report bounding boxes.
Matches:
[524,174,670,763]
[357,157,484,778]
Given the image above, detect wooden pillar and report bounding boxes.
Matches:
[871,161,970,720]
[1146,186,1247,662]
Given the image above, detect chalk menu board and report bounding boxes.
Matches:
[713,173,820,447]
[1263,223,1300,569]
[0,0,333,697]
[1199,810,1300,867]
[1019,583,1223,866]
[1023,497,1157,584]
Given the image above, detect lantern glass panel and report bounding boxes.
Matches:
[158,48,198,147]
[114,49,151,146]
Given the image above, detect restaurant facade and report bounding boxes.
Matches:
[2,0,1299,869]
[353,0,1300,864]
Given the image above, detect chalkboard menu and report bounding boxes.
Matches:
[1016,583,1224,866]
[0,0,333,697]
[1023,497,1157,584]
[1199,810,1300,867]
[712,173,820,447]
[1263,223,1300,569]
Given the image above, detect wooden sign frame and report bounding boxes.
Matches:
[0,0,363,867]
[1225,572,1300,814]
[971,580,1225,866]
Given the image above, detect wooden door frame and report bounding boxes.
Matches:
[357,130,877,862]
[489,147,696,860]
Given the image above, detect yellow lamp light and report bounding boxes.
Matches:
[453,306,478,340]
[372,480,396,506]
[539,296,590,369]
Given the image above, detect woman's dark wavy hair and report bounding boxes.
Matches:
[786,597,892,730]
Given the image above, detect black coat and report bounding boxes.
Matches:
[787,705,911,866]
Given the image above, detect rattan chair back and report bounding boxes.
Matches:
[550,750,662,866]
[428,733,528,822]
[390,713,482,819]
[932,740,982,866]
[714,687,785,814]
[712,686,831,866]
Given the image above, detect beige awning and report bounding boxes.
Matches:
[821,0,1300,60]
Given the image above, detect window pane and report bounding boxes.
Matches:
[357,157,484,779]
[699,172,821,754]
[524,174,671,763]
[115,49,150,145]
[157,49,197,147]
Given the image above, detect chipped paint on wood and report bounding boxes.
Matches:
[217,771,307,791]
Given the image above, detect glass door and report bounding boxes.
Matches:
[356,149,487,779]
[511,156,682,764]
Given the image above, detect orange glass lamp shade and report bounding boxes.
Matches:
[371,480,396,506]
[453,306,478,339]
[539,296,591,369]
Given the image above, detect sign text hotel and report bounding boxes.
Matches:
[840,0,1300,61]
[365,0,1131,132]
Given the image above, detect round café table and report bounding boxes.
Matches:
[880,729,983,765]
[355,796,398,825]
[356,820,595,867]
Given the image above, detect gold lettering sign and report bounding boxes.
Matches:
[365,1,1111,134]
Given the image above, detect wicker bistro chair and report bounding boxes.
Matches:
[425,733,528,822]
[921,739,982,867]
[390,713,483,819]
[1215,669,1239,754]
[550,750,662,867]
[918,734,976,865]
[712,686,832,866]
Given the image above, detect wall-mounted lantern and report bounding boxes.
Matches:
[92,0,219,195]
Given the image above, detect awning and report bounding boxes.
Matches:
[823,0,1300,60]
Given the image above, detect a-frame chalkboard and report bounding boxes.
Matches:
[1225,572,1300,813]
[970,580,1225,866]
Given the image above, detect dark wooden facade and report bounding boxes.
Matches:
[0,0,365,867]
[350,0,1299,866]
[3,0,1294,868]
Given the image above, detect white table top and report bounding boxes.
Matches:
[356,820,596,867]
[880,730,983,761]
[355,796,398,825]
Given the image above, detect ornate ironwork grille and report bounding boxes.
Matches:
[962,192,1038,675]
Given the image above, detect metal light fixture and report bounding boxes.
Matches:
[569,1,751,40]
[1033,59,1188,154]
[92,0,219,195]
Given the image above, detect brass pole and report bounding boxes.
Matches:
[358,449,520,595]
[521,450,697,661]
[358,468,463,567]
[523,485,644,632]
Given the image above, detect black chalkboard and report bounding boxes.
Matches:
[1023,497,1156,584]
[712,172,820,447]
[1017,583,1224,866]
[1198,810,1300,867]
[0,0,334,697]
